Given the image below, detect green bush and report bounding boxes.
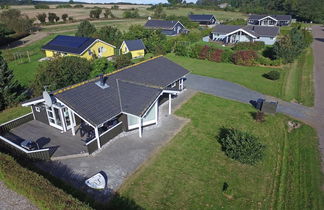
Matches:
[221,49,233,63]
[218,128,265,165]
[232,42,265,51]
[56,4,72,9]
[34,4,49,9]
[257,56,282,66]
[264,70,280,80]
[73,4,84,8]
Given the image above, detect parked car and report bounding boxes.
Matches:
[20,140,39,151]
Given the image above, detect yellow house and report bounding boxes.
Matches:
[120,40,145,59]
[42,35,116,60]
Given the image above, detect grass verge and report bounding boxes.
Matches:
[0,152,91,209]
[117,93,324,209]
[281,47,314,106]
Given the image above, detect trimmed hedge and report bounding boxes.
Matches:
[0,153,91,209]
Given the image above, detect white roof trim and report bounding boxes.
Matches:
[171,21,186,30]
[259,15,278,21]
[225,28,257,38]
[119,41,129,51]
[79,39,116,56]
[22,98,45,107]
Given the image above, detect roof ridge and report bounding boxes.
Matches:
[53,55,163,95]
[117,78,162,89]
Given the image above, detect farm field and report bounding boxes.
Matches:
[117,93,324,209]
[10,4,246,24]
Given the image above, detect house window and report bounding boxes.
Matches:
[88,50,92,56]
[35,106,40,112]
[98,46,104,53]
[171,82,176,88]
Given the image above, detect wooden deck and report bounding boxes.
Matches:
[4,120,88,158]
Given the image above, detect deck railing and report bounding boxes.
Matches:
[0,136,50,160]
[0,112,33,135]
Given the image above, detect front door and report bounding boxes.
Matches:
[46,106,64,130]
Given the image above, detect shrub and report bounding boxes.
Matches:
[73,4,84,8]
[123,9,140,18]
[34,4,49,9]
[62,14,68,22]
[115,53,132,69]
[36,13,47,24]
[257,56,282,66]
[48,12,58,23]
[189,44,203,58]
[174,42,189,56]
[89,8,102,19]
[208,49,223,62]
[111,5,119,10]
[263,70,280,80]
[232,42,265,51]
[199,45,210,59]
[218,128,266,165]
[221,49,233,63]
[232,50,258,66]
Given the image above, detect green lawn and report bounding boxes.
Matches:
[118,93,324,209]
[281,47,314,106]
[0,106,31,124]
[166,54,285,98]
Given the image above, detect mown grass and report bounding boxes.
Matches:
[166,53,285,98]
[0,106,31,124]
[118,93,324,209]
[281,47,314,106]
[0,152,92,209]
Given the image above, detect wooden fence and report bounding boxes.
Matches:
[0,113,34,135]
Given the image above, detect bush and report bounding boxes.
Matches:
[232,42,265,51]
[218,128,265,165]
[73,4,84,8]
[89,7,102,19]
[36,13,47,24]
[115,53,132,69]
[232,50,258,66]
[221,49,233,63]
[34,4,49,9]
[123,9,140,18]
[111,5,119,10]
[62,14,68,22]
[208,49,223,62]
[263,70,280,80]
[257,56,282,66]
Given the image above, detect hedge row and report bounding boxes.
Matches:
[0,153,91,210]
[174,43,281,67]
[232,42,265,51]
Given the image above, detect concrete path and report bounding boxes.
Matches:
[36,89,195,202]
[0,181,38,210]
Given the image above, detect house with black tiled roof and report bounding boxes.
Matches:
[16,56,188,156]
[248,14,292,27]
[144,20,189,36]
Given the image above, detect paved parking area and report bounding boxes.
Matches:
[37,89,195,200]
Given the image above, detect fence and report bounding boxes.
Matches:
[0,113,34,135]
[0,112,50,160]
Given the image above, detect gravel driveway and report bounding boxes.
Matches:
[0,181,37,210]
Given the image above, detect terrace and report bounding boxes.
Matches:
[2,119,89,160]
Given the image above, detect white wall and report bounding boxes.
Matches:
[127,101,158,130]
[256,36,276,45]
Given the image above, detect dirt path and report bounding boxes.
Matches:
[0,181,38,210]
[0,31,50,50]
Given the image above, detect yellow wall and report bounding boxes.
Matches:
[130,50,145,59]
[120,42,145,59]
[44,40,115,60]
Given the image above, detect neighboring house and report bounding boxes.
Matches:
[248,14,292,26]
[144,20,189,36]
[17,56,188,156]
[188,14,217,27]
[120,39,146,59]
[42,35,116,60]
[211,25,280,45]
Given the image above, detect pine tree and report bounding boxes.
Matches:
[0,52,25,111]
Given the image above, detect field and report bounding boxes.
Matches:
[10,4,246,24]
[118,93,324,209]
[167,52,314,106]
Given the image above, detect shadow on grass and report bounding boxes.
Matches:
[0,145,143,210]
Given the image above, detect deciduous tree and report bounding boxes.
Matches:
[75,20,96,37]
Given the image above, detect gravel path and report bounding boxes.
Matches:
[0,181,38,210]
